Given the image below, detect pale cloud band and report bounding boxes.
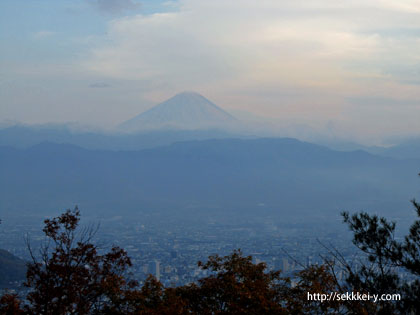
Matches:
[2,0,420,143]
[85,0,420,86]
[77,0,420,141]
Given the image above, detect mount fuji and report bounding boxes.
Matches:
[119,92,237,131]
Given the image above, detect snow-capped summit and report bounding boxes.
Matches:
[119,92,236,131]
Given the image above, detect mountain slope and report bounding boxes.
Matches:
[1,138,418,221]
[0,125,240,150]
[119,91,236,131]
[374,138,420,159]
[0,249,26,288]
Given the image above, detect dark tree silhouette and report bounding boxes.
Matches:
[171,250,350,314]
[0,293,24,314]
[339,176,420,314]
[22,207,137,314]
[174,250,289,314]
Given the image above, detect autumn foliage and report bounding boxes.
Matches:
[4,204,419,314]
[5,176,420,313]
[9,201,420,314]
[0,208,352,314]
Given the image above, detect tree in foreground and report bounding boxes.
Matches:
[0,293,24,315]
[174,250,289,314]
[8,180,420,315]
[124,250,343,314]
[336,175,420,314]
[0,207,346,314]
[22,207,137,314]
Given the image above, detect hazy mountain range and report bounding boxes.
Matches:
[0,125,243,151]
[1,91,420,225]
[1,139,418,223]
[2,91,420,158]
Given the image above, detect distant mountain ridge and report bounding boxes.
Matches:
[119,92,236,131]
[1,138,418,220]
[2,123,420,159]
[0,125,243,150]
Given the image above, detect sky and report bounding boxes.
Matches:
[1,0,420,144]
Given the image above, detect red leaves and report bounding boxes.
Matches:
[0,293,24,314]
[1,209,349,314]
[176,250,289,314]
[24,207,135,314]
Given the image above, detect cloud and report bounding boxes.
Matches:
[77,0,420,140]
[347,96,420,107]
[32,31,56,40]
[87,0,141,15]
[84,1,420,89]
[89,82,111,88]
[10,0,419,141]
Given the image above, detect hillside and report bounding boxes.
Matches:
[0,125,240,150]
[0,249,26,288]
[0,138,418,221]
